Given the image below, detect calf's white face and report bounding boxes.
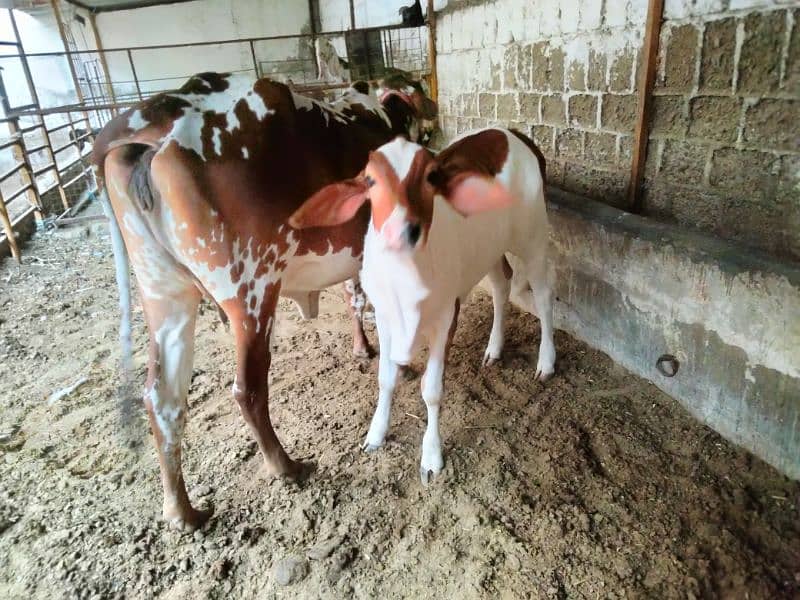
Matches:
[288,136,516,249]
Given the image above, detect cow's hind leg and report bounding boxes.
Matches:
[141,290,211,530]
[483,256,511,366]
[231,292,309,480]
[343,277,373,359]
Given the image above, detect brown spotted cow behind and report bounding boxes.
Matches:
[92,71,437,530]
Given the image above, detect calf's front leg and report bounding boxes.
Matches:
[420,299,460,485]
[362,311,398,451]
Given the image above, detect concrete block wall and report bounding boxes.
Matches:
[436,0,645,209]
[646,1,799,261]
[435,0,800,261]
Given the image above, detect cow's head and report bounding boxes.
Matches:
[289,137,514,251]
[378,70,437,143]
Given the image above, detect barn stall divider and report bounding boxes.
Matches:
[0,0,436,262]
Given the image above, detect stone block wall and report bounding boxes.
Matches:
[645,3,798,259]
[434,0,799,260]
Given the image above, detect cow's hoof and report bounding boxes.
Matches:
[419,465,443,487]
[352,345,373,360]
[164,505,213,532]
[266,457,315,482]
[361,438,383,453]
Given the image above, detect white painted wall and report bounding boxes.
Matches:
[0,6,92,112]
[95,0,311,97]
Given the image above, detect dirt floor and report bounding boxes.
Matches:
[0,204,798,600]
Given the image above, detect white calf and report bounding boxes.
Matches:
[290,128,555,483]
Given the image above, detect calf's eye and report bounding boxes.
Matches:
[406,222,422,247]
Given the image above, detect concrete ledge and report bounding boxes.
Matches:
[505,188,800,480]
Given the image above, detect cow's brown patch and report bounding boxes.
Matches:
[178,72,231,95]
[402,148,437,237]
[427,130,510,199]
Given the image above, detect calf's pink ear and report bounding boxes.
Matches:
[444,175,516,217]
[289,179,370,229]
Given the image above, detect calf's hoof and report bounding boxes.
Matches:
[419,464,443,487]
[163,504,213,532]
[419,448,444,486]
[534,365,555,382]
[361,437,384,453]
[482,351,501,367]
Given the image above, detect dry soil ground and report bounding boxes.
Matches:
[0,205,798,599]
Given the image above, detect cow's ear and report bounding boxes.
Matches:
[439,173,515,217]
[289,178,370,229]
[416,95,438,119]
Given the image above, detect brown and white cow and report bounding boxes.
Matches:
[93,71,436,529]
[290,128,555,483]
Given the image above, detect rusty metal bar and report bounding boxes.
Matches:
[5,119,43,213]
[127,49,143,100]
[426,0,438,104]
[58,153,89,175]
[54,214,107,227]
[0,191,20,262]
[0,136,22,151]
[8,10,49,212]
[33,163,56,177]
[6,183,34,203]
[52,133,89,155]
[25,143,48,154]
[50,0,93,209]
[62,167,93,189]
[0,162,25,183]
[307,0,317,36]
[627,0,665,212]
[47,121,80,134]
[0,23,421,62]
[18,123,44,134]
[89,12,118,115]
[249,40,258,77]
[51,0,86,105]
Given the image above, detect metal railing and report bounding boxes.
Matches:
[0,8,434,262]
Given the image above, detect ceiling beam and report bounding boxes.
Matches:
[63,0,199,14]
[61,0,93,10]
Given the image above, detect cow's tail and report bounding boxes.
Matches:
[99,187,133,384]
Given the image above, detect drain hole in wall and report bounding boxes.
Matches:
[656,354,679,377]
